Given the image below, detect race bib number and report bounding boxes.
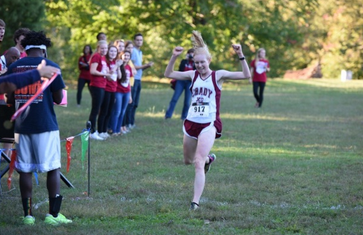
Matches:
[189,103,210,117]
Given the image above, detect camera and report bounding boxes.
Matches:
[188,54,193,59]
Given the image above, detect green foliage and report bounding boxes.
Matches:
[293,0,363,79]
[1,0,362,79]
[0,0,45,51]
[241,0,320,77]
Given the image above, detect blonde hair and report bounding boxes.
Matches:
[114,39,124,44]
[255,48,265,66]
[191,30,211,60]
[113,39,124,48]
[97,40,108,47]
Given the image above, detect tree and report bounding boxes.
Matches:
[290,0,363,79]
[40,0,363,80]
[0,0,45,51]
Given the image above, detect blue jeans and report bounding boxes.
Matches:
[165,80,191,120]
[128,80,141,125]
[110,92,130,133]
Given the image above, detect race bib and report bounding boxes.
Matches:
[189,103,210,117]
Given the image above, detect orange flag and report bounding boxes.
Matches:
[8,150,17,190]
[65,137,74,172]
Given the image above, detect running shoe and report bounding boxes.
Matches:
[44,213,72,226]
[23,215,35,225]
[90,132,104,140]
[190,202,200,211]
[99,132,110,139]
[204,153,216,174]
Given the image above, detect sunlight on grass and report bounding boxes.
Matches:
[215,141,351,159]
[138,111,165,118]
[283,78,363,89]
[128,109,361,123]
[221,113,362,123]
[216,145,307,157]
[135,109,359,125]
[221,113,293,121]
[142,177,184,188]
[303,144,338,149]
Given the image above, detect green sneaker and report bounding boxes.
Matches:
[204,154,216,174]
[44,213,72,225]
[23,215,35,225]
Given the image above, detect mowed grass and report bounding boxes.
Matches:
[0,78,362,234]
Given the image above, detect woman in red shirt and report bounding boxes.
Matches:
[76,45,92,106]
[113,39,125,56]
[250,48,270,108]
[98,45,121,139]
[88,40,111,140]
[110,50,133,135]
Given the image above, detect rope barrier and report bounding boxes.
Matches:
[0,121,92,196]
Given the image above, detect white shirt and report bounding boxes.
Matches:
[0,55,6,71]
[187,71,221,124]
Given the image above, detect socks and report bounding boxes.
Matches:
[22,198,32,217]
[22,195,63,217]
[49,194,63,217]
[206,155,211,164]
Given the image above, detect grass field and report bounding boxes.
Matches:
[0,78,362,234]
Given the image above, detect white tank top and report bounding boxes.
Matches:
[186,71,222,124]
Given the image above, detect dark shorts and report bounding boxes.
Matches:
[183,119,222,140]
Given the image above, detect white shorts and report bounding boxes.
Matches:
[15,131,61,173]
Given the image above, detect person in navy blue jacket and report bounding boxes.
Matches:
[6,31,72,226]
[0,60,59,93]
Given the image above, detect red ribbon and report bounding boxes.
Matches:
[65,137,74,172]
[7,150,17,190]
